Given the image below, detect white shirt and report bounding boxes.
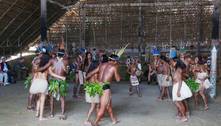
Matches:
[3,63,8,72]
[137,63,142,71]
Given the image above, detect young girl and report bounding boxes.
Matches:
[29,53,65,120]
[195,64,210,110]
[171,58,192,122]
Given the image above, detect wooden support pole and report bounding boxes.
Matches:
[40,0,47,42]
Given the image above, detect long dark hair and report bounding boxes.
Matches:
[84,52,92,69]
[172,57,186,70]
[39,53,50,72]
[101,54,108,63]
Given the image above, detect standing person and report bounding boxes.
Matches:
[135,58,143,82]
[36,49,69,120]
[192,56,200,108]
[27,50,44,111]
[195,63,210,110]
[0,58,3,86]
[74,53,85,98]
[158,56,172,100]
[171,57,192,122]
[147,62,156,84]
[30,51,65,121]
[125,56,131,67]
[83,52,100,125]
[86,54,120,126]
[71,58,79,97]
[127,60,142,97]
[153,55,163,98]
[0,57,10,86]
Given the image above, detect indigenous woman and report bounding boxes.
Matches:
[84,52,100,125]
[171,57,192,122]
[74,53,85,98]
[192,56,204,109]
[29,52,65,121]
[27,52,42,111]
[195,63,210,110]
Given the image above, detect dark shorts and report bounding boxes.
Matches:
[102,84,110,90]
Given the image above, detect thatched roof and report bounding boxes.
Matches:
[0,0,78,56]
[0,0,220,56]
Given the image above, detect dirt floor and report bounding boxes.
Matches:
[1,81,221,126]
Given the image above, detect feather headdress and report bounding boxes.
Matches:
[113,43,129,58]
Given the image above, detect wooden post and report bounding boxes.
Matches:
[210,1,220,98]
[138,0,144,58]
[40,0,47,42]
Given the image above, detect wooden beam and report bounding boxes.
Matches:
[0,0,18,22]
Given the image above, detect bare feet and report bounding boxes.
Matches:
[27,106,35,111]
[180,117,188,122]
[50,114,54,118]
[204,105,209,111]
[112,120,120,125]
[176,115,181,120]
[35,112,39,118]
[157,97,163,101]
[39,117,48,121]
[129,92,133,96]
[59,114,67,120]
[186,112,190,119]
[84,121,92,126]
[92,122,99,126]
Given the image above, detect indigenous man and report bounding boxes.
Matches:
[86,54,120,126]
[153,55,163,98]
[158,56,172,100]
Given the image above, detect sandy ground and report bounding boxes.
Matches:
[1,81,221,126]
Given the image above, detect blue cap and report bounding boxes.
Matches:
[151,48,160,56]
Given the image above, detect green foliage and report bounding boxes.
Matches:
[125,73,130,81]
[59,80,69,97]
[24,75,32,89]
[84,81,104,97]
[49,79,69,97]
[66,71,75,82]
[185,79,199,92]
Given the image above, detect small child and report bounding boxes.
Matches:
[127,62,142,97]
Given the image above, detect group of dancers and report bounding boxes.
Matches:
[28,44,68,120]
[149,51,211,122]
[26,40,211,125]
[26,40,121,126]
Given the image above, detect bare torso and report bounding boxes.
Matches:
[32,57,48,80]
[162,63,169,75]
[51,58,68,77]
[98,62,118,83]
[128,64,137,76]
[173,68,182,84]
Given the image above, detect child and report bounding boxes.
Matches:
[127,61,142,97]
